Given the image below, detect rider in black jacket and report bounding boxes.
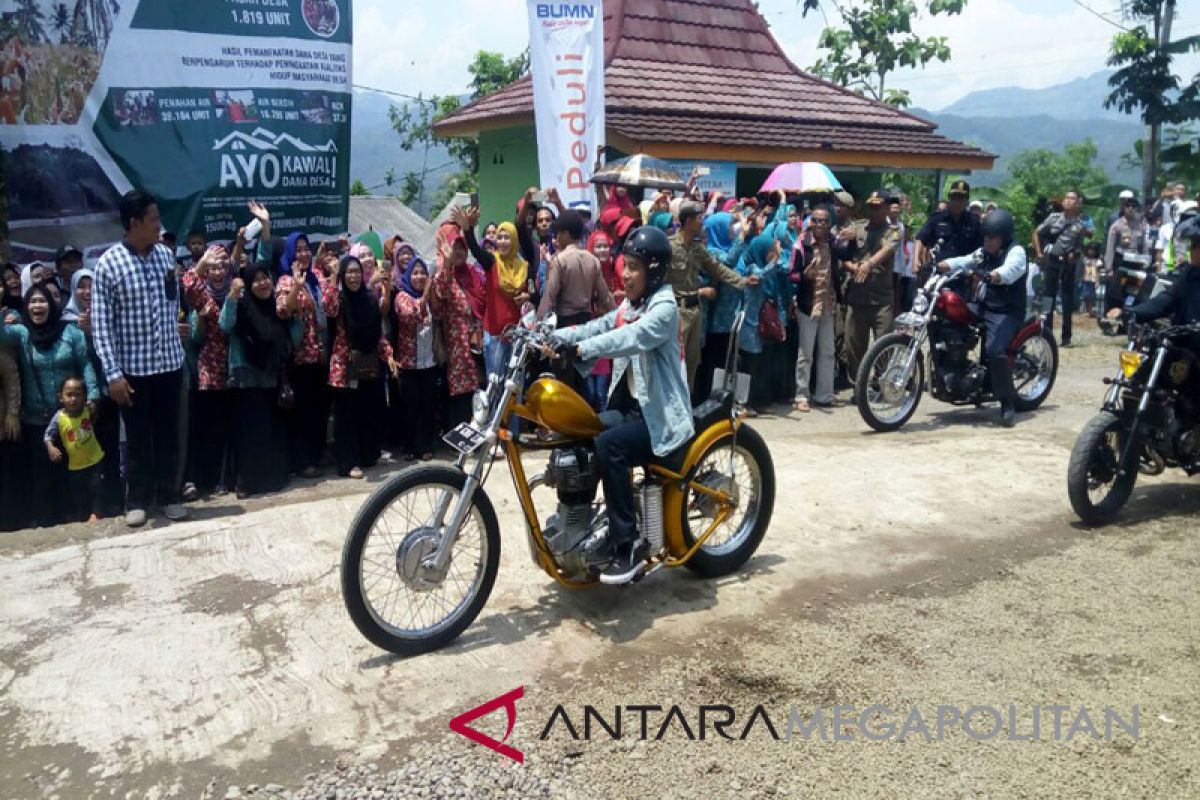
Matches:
[1114,217,1200,356]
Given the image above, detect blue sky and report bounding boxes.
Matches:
[352,0,1199,111]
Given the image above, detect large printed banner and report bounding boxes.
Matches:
[526,0,605,208]
[1,0,353,264]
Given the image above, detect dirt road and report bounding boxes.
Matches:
[1,323,1197,799]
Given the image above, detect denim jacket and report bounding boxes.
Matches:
[555,284,694,456]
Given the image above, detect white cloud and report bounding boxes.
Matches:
[352,0,1199,110]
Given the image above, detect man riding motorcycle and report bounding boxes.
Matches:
[1110,216,1200,369]
[552,226,694,584]
[937,209,1029,427]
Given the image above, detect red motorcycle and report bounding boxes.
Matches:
[855,251,1059,432]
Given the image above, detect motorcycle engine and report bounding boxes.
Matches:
[542,447,609,577]
[933,324,983,399]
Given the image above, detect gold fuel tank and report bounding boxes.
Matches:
[521,378,604,439]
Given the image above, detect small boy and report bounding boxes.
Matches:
[1081,242,1102,315]
[44,376,105,522]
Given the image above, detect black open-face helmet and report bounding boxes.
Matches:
[981,208,1015,249]
[622,226,673,301]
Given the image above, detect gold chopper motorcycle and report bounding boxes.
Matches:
[340,310,776,655]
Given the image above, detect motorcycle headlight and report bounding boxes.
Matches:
[1119,351,1144,379]
[472,390,490,426]
[911,294,929,315]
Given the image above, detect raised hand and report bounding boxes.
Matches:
[230,278,245,299]
[247,199,270,222]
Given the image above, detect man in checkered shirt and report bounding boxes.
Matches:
[92,189,189,527]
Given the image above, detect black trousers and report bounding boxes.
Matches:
[985,309,1024,407]
[188,389,233,493]
[66,464,102,521]
[0,437,22,531]
[93,396,123,516]
[594,415,656,546]
[399,366,440,456]
[697,331,731,402]
[1040,255,1077,344]
[286,362,330,471]
[20,422,69,527]
[231,388,290,496]
[332,383,383,476]
[122,370,183,511]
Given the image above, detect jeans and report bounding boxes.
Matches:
[122,369,183,511]
[594,415,656,546]
[483,333,512,381]
[1040,255,1077,343]
[795,311,836,404]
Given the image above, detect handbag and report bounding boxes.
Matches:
[349,349,380,381]
[758,299,786,343]
[276,368,296,411]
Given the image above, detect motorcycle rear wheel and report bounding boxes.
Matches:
[341,464,501,656]
[856,333,925,432]
[680,426,775,578]
[1067,412,1138,526]
[1012,331,1058,412]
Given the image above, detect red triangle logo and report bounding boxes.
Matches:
[448,686,525,764]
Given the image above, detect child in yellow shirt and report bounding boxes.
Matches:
[43,376,104,522]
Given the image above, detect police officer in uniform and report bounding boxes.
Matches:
[668,200,753,397]
[1034,189,1093,346]
[914,180,984,282]
[938,210,1029,428]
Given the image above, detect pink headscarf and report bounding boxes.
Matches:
[348,242,377,286]
[437,222,486,320]
[722,198,739,213]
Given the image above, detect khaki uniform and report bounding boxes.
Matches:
[668,233,746,391]
[844,220,900,377]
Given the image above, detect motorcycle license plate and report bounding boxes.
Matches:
[443,422,488,454]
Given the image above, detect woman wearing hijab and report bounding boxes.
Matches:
[454,206,530,379]
[735,233,783,415]
[761,203,802,404]
[276,231,330,477]
[696,212,748,400]
[324,255,396,479]
[220,263,302,497]
[181,245,235,495]
[582,230,622,411]
[61,267,123,516]
[0,283,99,526]
[393,258,439,460]
[1,262,22,317]
[427,222,481,430]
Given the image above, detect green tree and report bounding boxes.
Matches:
[52,3,71,43]
[13,0,50,44]
[987,140,1110,246]
[349,178,369,196]
[800,0,968,107]
[390,48,530,217]
[1120,124,1200,193]
[1104,0,1200,201]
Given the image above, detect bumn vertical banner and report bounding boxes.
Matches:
[526,0,605,208]
[0,0,353,264]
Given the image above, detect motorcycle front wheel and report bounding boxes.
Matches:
[1012,331,1058,412]
[341,464,501,656]
[1067,412,1138,526]
[856,333,925,432]
[680,425,775,578]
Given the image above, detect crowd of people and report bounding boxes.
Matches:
[1,174,1196,533]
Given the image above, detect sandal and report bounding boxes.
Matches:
[793,398,811,413]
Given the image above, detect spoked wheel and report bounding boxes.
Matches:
[1067,412,1138,526]
[1012,332,1058,412]
[341,465,500,656]
[680,426,775,578]
[856,333,925,432]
